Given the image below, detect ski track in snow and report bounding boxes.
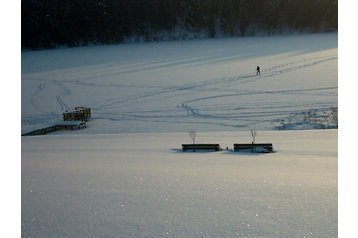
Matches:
[178,87,336,120]
[23,49,337,132]
[96,55,337,128]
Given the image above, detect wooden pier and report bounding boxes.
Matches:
[63,107,91,121]
[23,106,91,136]
[22,121,87,136]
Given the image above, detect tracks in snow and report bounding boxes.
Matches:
[26,55,337,130]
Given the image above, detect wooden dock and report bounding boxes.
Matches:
[63,107,91,121]
[22,121,87,136]
[23,106,91,136]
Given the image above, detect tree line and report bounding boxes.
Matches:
[22,0,338,49]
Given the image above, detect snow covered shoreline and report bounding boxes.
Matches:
[22,129,337,237]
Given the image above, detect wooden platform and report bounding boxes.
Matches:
[22,121,87,136]
[182,144,221,152]
[63,107,91,121]
[233,143,273,153]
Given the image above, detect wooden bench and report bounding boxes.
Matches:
[182,144,221,152]
[233,143,273,153]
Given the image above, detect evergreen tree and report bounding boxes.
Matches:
[21,0,338,49]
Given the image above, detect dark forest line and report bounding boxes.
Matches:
[22,0,338,49]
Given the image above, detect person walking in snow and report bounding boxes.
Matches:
[256,66,261,76]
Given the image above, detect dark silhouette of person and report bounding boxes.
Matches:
[256,66,261,75]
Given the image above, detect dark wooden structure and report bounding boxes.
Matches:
[63,107,91,121]
[22,121,87,136]
[233,143,273,153]
[182,144,221,152]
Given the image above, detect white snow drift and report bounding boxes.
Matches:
[22,130,337,238]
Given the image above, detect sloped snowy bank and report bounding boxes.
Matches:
[22,130,337,238]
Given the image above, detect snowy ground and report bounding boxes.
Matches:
[21,33,337,134]
[22,130,337,238]
[21,33,338,237]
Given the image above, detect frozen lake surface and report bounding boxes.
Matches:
[21,33,337,134]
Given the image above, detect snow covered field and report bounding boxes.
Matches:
[22,130,337,238]
[21,33,337,134]
[21,33,338,237]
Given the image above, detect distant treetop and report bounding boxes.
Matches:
[22,0,338,49]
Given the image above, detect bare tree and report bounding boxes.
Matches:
[331,106,338,126]
[189,130,197,144]
[250,129,257,153]
[251,129,257,144]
